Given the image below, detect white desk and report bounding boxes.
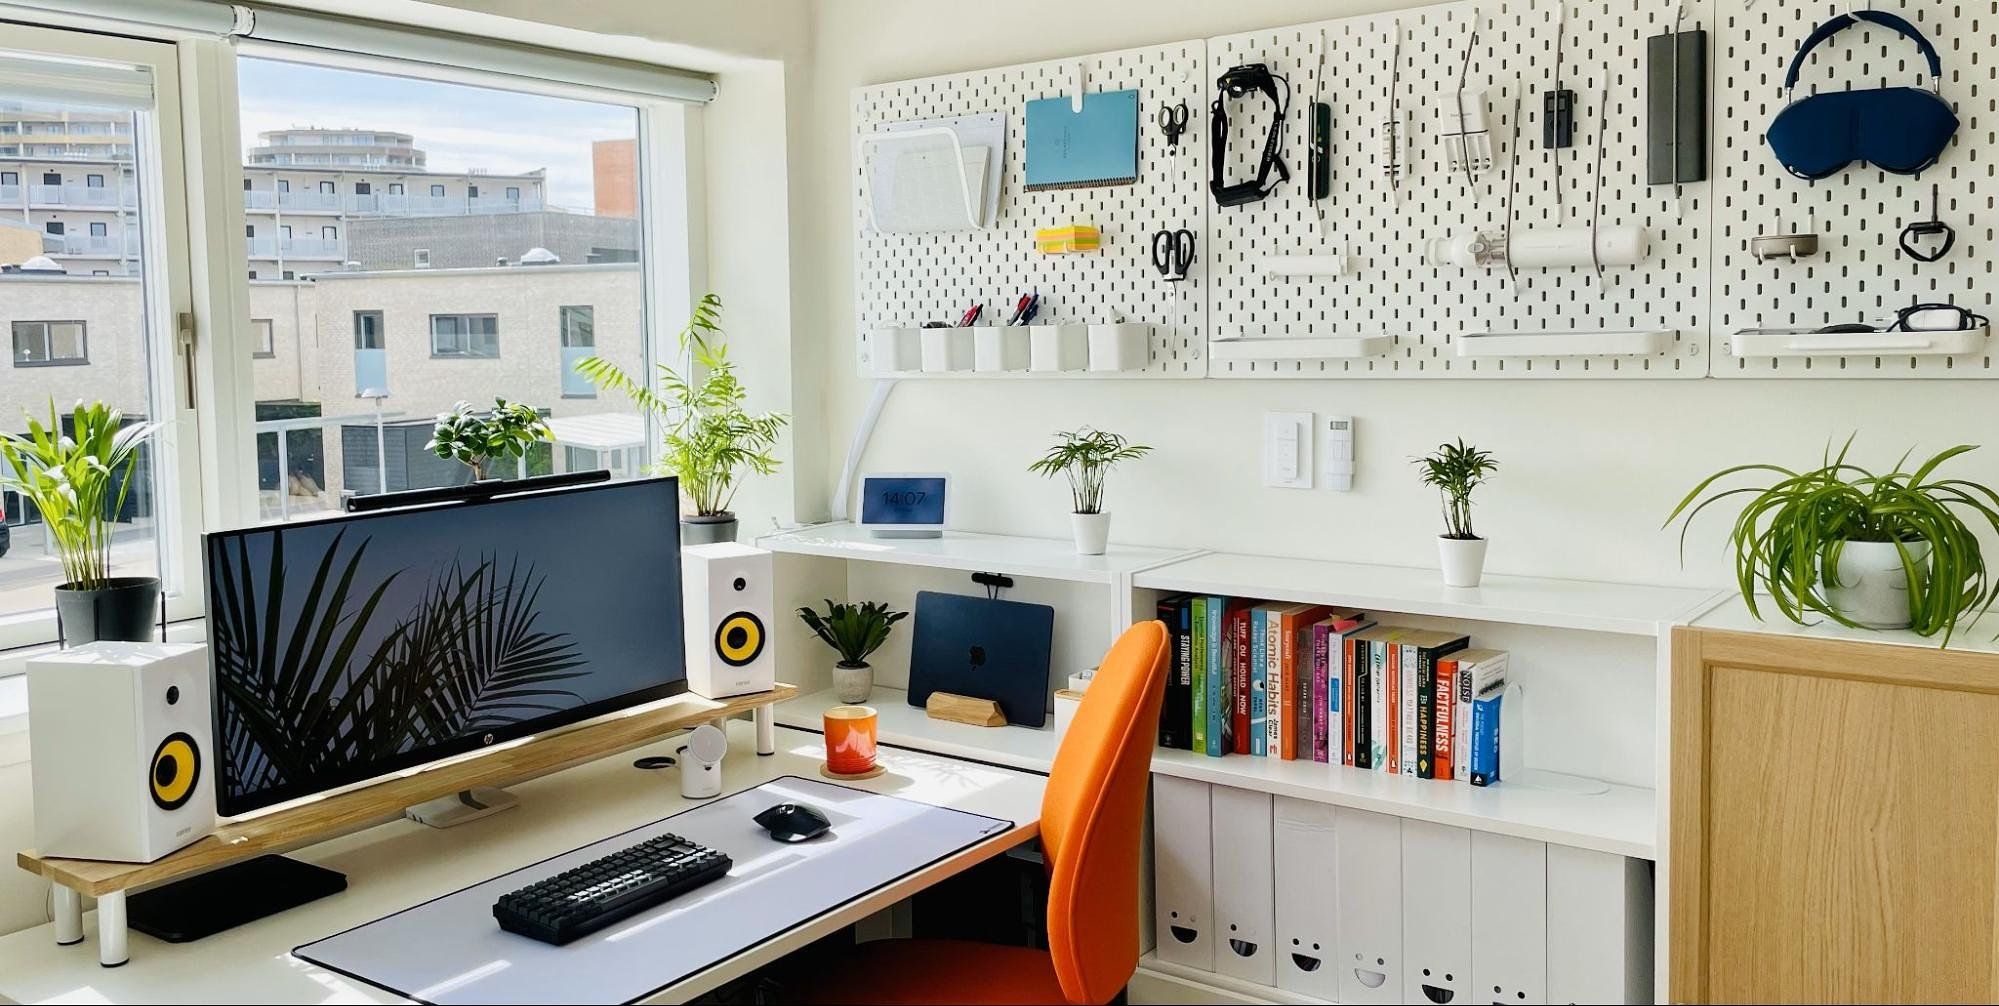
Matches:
[0,722,1045,1005]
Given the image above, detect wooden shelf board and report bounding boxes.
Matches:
[778,686,1059,774]
[19,684,795,896]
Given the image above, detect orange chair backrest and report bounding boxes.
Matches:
[1040,620,1169,1005]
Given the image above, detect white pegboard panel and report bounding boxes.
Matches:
[1711,0,1999,378]
[1206,1,1712,378]
[851,42,1209,379]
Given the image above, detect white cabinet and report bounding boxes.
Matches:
[1209,786,1275,985]
[1547,845,1653,1004]
[1271,797,1340,1000]
[1151,776,1216,972]
[1334,807,1403,1004]
[1471,831,1548,1004]
[1401,818,1473,1006]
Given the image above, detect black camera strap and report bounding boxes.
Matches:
[1211,63,1291,207]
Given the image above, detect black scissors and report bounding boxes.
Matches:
[1151,228,1195,282]
[1156,100,1190,150]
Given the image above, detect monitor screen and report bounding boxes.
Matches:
[860,475,947,526]
[204,478,686,816]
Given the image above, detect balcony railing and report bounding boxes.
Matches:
[246,236,346,260]
[243,191,544,217]
[26,184,136,209]
[54,233,138,256]
[0,184,18,205]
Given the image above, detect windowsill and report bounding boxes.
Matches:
[0,619,208,744]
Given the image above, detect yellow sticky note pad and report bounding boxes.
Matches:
[1035,224,1101,254]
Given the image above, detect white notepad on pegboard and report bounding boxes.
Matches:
[294,776,1011,1005]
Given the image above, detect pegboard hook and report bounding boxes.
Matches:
[1071,61,1086,112]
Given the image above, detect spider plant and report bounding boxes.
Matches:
[1027,427,1153,515]
[1665,439,1999,645]
[1414,438,1498,540]
[797,599,908,668]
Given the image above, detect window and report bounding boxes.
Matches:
[353,310,384,350]
[11,321,88,366]
[91,269,109,276]
[429,314,499,358]
[413,248,430,268]
[242,177,252,191]
[388,182,404,195]
[429,183,445,197]
[245,224,255,237]
[506,185,520,201]
[251,318,275,358]
[281,270,294,280]
[318,180,334,194]
[43,221,62,235]
[560,306,594,397]
[90,221,107,236]
[0,171,16,185]
[40,171,58,184]
[467,184,479,199]
[280,224,292,238]
[321,225,337,240]
[86,173,103,187]
[354,181,370,195]
[277,178,289,192]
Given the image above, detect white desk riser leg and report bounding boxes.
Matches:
[52,884,82,947]
[96,889,128,967]
[755,705,775,755]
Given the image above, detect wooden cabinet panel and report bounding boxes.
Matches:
[1671,628,1999,1004]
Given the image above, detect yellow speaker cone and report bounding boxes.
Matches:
[716,611,766,667]
[150,732,200,810]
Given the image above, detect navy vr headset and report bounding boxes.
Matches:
[1767,10,1958,180]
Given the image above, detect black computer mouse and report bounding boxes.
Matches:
[753,802,831,843]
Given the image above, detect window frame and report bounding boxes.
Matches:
[10,320,90,367]
[428,312,501,359]
[251,318,275,358]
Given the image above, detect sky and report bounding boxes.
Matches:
[236,57,638,212]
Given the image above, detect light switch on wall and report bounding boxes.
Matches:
[1323,415,1355,491]
[1263,411,1314,490]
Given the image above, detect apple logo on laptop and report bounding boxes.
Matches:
[967,644,986,669]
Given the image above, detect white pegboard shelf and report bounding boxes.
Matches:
[1456,329,1676,358]
[1730,326,1988,359]
[1208,334,1392,362]
[754,522,1193,585]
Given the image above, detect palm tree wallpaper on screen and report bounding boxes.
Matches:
[208,527,588,803]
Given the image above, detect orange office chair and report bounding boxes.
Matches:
[807,619,1170,1006]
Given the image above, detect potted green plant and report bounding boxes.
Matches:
[426,397,549,482]
[1414,438,1499,587]
[797,599,909,703]
[578,294,788,544]
[0,401,162,644]
[1028,428,1153,555]
[1666,439,1999,642]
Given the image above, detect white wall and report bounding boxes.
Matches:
[799,0,1998,590]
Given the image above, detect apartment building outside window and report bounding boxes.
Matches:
[11,320,88,366]
[429,313,499,358]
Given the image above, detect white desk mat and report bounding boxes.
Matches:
[293,776,1013,1004]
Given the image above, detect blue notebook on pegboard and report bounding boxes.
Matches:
[1024,88,1140,191]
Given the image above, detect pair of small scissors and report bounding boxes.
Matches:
[1151,228,1195,282]
[1156,101,1190,151]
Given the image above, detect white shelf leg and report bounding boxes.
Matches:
[755,705,775,755]
[96,889,127,967]
[52,884,82,946]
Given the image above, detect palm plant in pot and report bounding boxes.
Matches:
[0,401,162,644]
[426,397,550,481]
[1415,439,1499,587]
[578,294,788,544]
[1028,427,1152,556]
[1666,439,1999,644]
[797,599,909,703]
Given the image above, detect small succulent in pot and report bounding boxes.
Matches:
[797,599,909,703]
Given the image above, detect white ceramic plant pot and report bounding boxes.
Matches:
[832,661,874,704]
[1826,539,1931,630]
[1072,511,1111,556]
[1438,536,1489,588]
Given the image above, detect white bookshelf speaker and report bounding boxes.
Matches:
[681,543,775,698]
[27,642,217,863]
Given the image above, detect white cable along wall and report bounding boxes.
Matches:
[851,0,1997,380]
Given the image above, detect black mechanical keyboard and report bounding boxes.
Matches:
[492,832,732,945]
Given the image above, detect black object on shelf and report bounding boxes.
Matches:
[127,855,347,942]
[1646,21,1708,187]
[344,468,611,513]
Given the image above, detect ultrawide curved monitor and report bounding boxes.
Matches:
[203,477,686,817]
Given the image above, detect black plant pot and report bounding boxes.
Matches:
[54,576,161,646]
[681,513,739,546]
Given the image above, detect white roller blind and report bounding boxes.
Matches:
[0,50,152,109]
[1,0,715,103]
